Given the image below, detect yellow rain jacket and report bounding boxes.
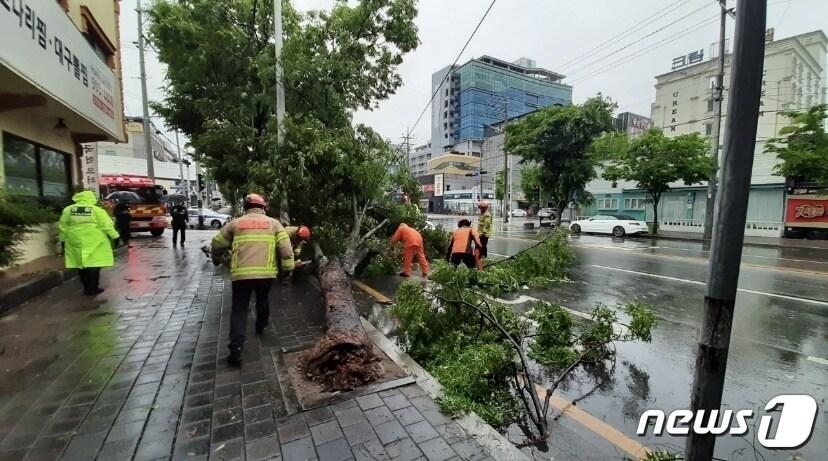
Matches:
[59,190,119,269]
[211,208,294,281]
[478,211,493,237]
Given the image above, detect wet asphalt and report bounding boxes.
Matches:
[428,216,827,460]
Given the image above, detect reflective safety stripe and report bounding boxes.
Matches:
[213,232,230,247]
[231,267,277,278]
[235,235,276,243]
[275,230,289,243]
[280,257,295,272]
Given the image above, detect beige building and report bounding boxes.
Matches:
[1,0,126,264]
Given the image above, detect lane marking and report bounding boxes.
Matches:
[353,280,393,304]
[807,356,828,366]
[535,383,650,458]
[641,244,828,265]
[591,264,828,307]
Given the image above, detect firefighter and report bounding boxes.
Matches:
[113,198,131,247]
[389,223,429,278]
[285,225,312,269]
[169,200,189,247]
[445,219,482,269]
[476,201,493,269]
[59,190,120,295]
[211,193,294,366]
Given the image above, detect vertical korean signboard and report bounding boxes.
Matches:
[81,144,99,198]
[434,173,444,197]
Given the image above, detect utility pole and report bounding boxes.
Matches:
[137,4,154,181]
[502,97,510,223]
[401,128,414,172]
[702,0,729,240]
[174,130,186,198]
[273,0,289,222]
[685,1,766,460]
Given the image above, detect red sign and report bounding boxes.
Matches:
[422,184,434,192]
[785,197,828,227]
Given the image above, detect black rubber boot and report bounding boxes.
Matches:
[226,346,242,367]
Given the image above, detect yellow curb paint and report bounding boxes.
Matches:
[534,384,650,459]
[353,280,393,304]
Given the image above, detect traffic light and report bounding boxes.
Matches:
[197,174,205,192]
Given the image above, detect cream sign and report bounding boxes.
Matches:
[0,0,118,137]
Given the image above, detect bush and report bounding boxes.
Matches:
[0,194,58,267]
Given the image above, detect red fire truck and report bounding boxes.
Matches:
[783,179,828,239]
[100,175,168,236]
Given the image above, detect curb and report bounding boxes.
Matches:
[0,244,128,316]
[361,317,531,461]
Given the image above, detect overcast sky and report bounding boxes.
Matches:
[120,0,827,148]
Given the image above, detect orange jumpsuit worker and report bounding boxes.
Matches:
[446,219,483,269]
[390,223,429,278]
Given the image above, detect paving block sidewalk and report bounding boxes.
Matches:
[0,232,493,461]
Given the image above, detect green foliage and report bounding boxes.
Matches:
[765,104,828,187]
[0,194,58,267]
[599,129,712,234]
[519,164,542,205]
[628,450,682,461]
[527,303,576,367]
[494,170,505,201]
[505,96,616,223]
[149,0,420,257]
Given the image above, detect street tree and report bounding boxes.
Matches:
[504,97,615,226]
[765,104,828,187]
[149,0,420,389]
[494,170,505,203]
[598,129,713,235]
[519,164,542,206]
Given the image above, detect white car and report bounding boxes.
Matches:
[187,208,231,229]
[510,209,527,217]
[569,214,648,237]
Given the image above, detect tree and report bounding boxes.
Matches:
[149,0,420,389]
[599,129,713,235]
[765,104,828,187]
[505,97,615,225]
[494,170,505,202]
[519,164,541,206]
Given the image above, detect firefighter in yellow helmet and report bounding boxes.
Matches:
[476,201,492,269]
[211,193,294,366]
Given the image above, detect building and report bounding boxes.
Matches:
[1,0,126,264]
[94,116,197,198]
[430,56,572,157]
[582,30,827,236]
[614,112,652,138]
[407,142,431,177]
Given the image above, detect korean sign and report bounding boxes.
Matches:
[434,173,445,197]
[0,0,119,138]
[785,197,828,227]
[671,49,704,70]
[80,144,100,197]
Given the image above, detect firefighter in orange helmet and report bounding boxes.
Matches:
[285,225,312,269]
[389,223,429,278]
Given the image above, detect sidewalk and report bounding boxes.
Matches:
[0,232,494,461]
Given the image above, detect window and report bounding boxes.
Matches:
[706,98,714,113]
[2,133,71,201]
[624,198,646,210]
[444,100,448,108]
[597,198,618,210]
[705,123,713,136]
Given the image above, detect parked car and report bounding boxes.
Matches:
[187,207,231,229]
[538,208,555,219]
[510,209,527,217]
[569,214,648,237]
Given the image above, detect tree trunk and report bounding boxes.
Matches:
[651,194,660,235]
[555,201,565,227]
[304,260,380,391]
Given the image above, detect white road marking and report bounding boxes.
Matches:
[484,294,592,320]
[591,264,828,307]
[807,356,828,366]
[488,252,510,258]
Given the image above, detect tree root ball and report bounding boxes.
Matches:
[304,260,380,391]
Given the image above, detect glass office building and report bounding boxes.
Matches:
[431,56,572,154]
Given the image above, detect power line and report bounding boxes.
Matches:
[409,0,498,134]
[566,2,715,79]
[558,0,691,71]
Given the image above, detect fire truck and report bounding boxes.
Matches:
[100,175,168,237]
[782,178,828,239]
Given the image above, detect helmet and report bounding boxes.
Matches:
[297,225,312,241]
[244,193,266,208]
[478,201,490,209]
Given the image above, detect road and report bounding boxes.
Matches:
[429,216,828,460]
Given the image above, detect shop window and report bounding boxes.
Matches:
[624,198,646,210]
[597,198,618,210]
[2,133,71,202]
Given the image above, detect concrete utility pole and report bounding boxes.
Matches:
[137,4,155,181]
[703,0,729,240]
[273,0,288,222]
[401,128,414,171]
[502,97,510,223]
[174,130,186,198]
[685,1,767,460]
